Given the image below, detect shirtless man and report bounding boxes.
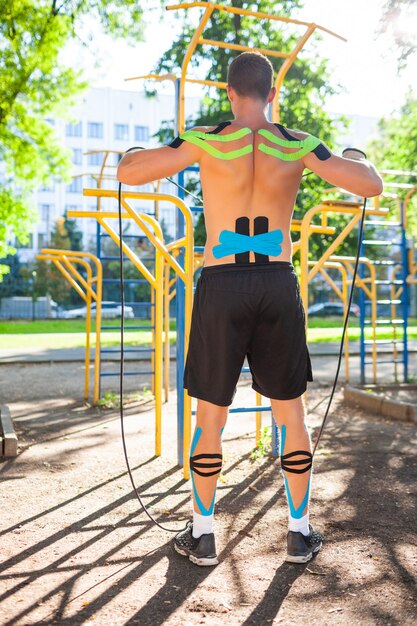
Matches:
[117,51,383,567]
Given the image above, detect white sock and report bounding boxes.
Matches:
[192,511,214,538]
[288,512,310,536]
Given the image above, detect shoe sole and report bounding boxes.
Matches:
[174,543,219,566]
[285,542,322,564]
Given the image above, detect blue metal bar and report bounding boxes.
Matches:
[176,80,186,466]
[271,417,280,458]
[400,199,409,381]
[359,226,366,384]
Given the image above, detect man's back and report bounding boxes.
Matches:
[194,120,308,266]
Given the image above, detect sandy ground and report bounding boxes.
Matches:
[0,361,416,625]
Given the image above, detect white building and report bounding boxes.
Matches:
[18,87,202,261]
[16,86,380,261]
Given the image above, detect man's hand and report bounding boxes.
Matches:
[301,135,383,198]
[117,136,201,187]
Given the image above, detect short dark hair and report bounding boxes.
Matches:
[227,52,274,101]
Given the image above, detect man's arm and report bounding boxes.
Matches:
[117,134,201,186]
[300,133,383,198]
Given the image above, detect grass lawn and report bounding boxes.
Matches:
[0,318,416,350]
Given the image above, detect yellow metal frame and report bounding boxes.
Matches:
[126,2,345,131]
[35,249,103,403]
[68,189,194,476]
[296,200,388,324]
[330,255,378,383]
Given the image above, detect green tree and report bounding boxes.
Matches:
[151,0,351,258]
[0,0,149,278]
[367,89,417,235]
[34,215,85,304]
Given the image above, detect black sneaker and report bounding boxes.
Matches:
[174,521,219,567]
[286,524,324,563]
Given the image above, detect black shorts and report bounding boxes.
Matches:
[183,261,313,407]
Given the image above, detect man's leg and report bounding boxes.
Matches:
[270,395,323,563]
[174,398,228,566]
[270,395,312,536]
[190,399,228,538]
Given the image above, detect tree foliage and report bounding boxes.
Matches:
[0,0,147,277]
[368,89,417,235]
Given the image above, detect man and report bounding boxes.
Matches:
[118,51,383,567]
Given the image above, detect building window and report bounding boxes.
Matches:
[65,121,82,137]
[88,122,103,138]
[87,151,102,166]
[67,177,83,193]
[134,126,149,142]
[38,233,47,249]
[114,124,129,141]
[40,204,53,221]
[72,149,82,165]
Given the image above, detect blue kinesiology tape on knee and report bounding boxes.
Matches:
[190,425,223,516]
[280,424,313,519]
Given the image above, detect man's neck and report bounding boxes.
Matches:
[232,113,271,130]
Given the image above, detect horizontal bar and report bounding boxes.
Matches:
[166,2,348,42]
[364,221,401,227]
[102,279,151,284]
[363,299,402,305]
[101,347,154,353]
[364,360,404,365]
[363,339,404,345]
[362,240,400,246]
[364,319,404,325]
[228,406,272,414]
[101,325,153,330]
[199,37,290,58]
[374,280,404,285]
[100,371,154,377]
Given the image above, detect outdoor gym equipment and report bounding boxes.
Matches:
[35,249,102,403]
[68,187,194,463]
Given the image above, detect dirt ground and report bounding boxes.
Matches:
[0,361,416,626]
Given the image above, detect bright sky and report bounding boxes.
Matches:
[67,0,417,119]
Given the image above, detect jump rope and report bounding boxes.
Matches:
[117,151,368,532]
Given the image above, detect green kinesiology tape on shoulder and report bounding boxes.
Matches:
[258,129,322,161]
[179,129,253,160]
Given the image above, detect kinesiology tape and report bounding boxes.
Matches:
[190,425,223,516]
[280,450,313,474]
[168,121,331,162]
[280,424,313,519]
[212,216,283,263]
[190,453,223,477]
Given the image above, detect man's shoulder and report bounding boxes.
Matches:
[278,125,310,141]
[189,121,231,133]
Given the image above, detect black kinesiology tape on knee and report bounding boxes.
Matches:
[280,450,313,474]
[190,453,223,477]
